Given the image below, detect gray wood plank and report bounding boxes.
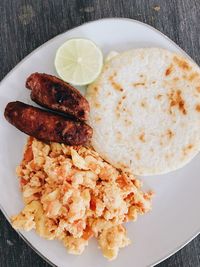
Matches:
[0,0,200,266]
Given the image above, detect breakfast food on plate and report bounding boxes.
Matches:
[11,137,153,260]
[4,101,92,145]
[26,73,90,121]
[87,48,200,176]
[4,32,200,263]
[55,38,103,85]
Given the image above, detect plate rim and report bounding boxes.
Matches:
[0,17,199,267]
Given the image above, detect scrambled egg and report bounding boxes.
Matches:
[12,137,153,260]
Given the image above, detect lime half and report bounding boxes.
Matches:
[55,38,103,85]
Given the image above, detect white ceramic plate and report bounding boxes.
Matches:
[0,18,200,267]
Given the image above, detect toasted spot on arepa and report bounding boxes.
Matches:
[195,104,200,112]
[173,56,191,71]
[183,144,194,156]
[168,89,187,115]
[165,64,173,76]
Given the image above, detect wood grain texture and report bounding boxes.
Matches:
[0,0,200,266]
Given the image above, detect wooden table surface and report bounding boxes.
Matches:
[0,0,200,266]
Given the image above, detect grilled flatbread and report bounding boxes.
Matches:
[87,48,200,175]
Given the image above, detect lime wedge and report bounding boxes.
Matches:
[55,38,103,85]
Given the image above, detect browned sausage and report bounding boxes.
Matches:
[4,101,92,145]
[26,73,90,121]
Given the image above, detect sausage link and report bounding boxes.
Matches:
[26,73,90,121]
[4,101,92,145]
